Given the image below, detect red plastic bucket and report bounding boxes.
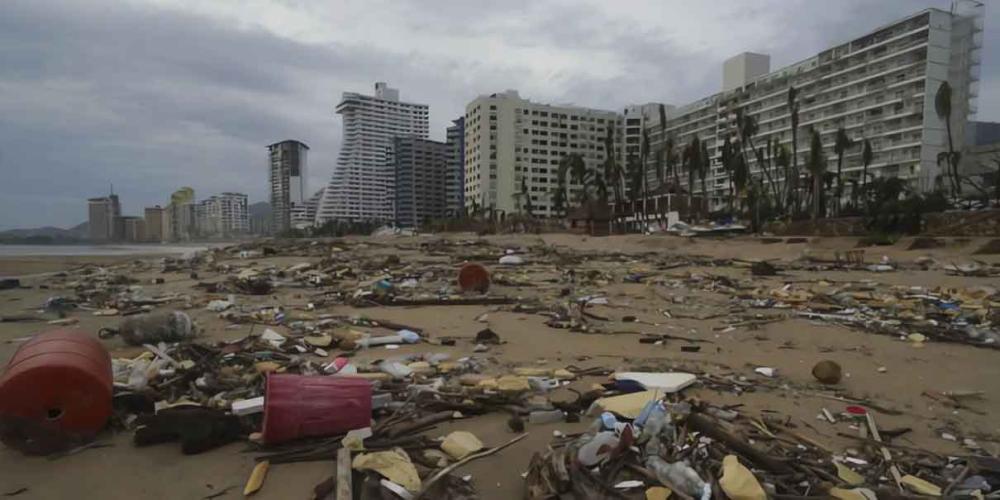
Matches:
[0,328,113,454]
[458,263,490,293]
[261,374,372,444]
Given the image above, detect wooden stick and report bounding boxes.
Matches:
[413,433,528,500]
[865,412,903,492]
[336,448,352,500]
[686,413,792,473]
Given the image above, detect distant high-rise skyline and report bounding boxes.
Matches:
[268,140,309,233]
[87,193,120,242]
[316,82,429,223]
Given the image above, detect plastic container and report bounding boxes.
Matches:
[117,311,195,346]
[458,263,490,293]
[0,329,112,454]
[528,409,565,424]
[646,456,712,500]
[262,374,373,444]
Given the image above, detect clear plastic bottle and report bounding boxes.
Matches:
[645,456,711,500]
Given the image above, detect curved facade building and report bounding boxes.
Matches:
[316,82,429,223]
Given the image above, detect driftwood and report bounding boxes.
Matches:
[336,448,352,500]
[685,413,792,473]
[385,411,455,438]
[414,433,528,500]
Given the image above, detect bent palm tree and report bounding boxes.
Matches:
[787,86,801,215]
[807,128,826,220]
[833,127,854,216]
[935,81,962,197]
[860,139,873,201]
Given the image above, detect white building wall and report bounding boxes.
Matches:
[463,90,621,217]
[644,5,980,210]
[316,82,429,222]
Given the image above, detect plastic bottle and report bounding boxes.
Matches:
[528,409,564,424]
[645,456,712,500]
[118,311,195,346]
[357,330,421,348]
[577,431,619,466]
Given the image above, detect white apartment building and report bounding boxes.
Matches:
[463,90,621,217]
[291,188,324,229]
[316,82,429,223]
[642,2,983,210]
[198,192,248,237]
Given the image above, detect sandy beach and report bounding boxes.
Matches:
[1,233,999,499]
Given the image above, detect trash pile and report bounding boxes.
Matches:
[525,379,998,499]
[1,235,999,499]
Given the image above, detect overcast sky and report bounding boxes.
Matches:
[1,0,997,229]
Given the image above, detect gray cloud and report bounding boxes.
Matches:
[0,0,997,229]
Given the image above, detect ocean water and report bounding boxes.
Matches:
[0,244,218,257]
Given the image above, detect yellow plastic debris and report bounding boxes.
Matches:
[514,367,551,376]
[441,431,484,460]
[901,474,941,496]
[719,455,766,500]
[407,361,433,374]
[496,375,531,393]
[243,460,269,496]
[304,334,332,347]
[254,361,282,374]
[590,390,658,419]
[835,462,865,486]
[352,448,421,492]
[829,487,877,500]
[646,486,672,500]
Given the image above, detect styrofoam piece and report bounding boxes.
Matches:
[612,372,697,393]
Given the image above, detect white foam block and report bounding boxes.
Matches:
[612,372,697,393]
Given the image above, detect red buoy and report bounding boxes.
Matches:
[0,328,112,454]
[458,263,490,293]
[261,374,372,444]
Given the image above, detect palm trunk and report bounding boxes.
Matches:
[835,154,844,216]
[812,173,821,221]
[945,117,961,197]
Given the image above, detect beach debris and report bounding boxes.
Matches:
[242,460,269,496]
[352,448,421,492]
[812,360,843,385]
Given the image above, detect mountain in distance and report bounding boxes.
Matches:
[0,222,89,243]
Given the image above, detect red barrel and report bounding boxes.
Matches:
[0,329,112,454]
[458,263,490,293]
[262,374,372,444]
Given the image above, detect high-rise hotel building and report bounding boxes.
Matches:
[639,2,983,209]
[463,90,621,218]
[316,82,429,223]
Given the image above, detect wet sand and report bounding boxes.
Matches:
[1,233,999,499]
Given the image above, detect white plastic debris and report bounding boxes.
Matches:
[261,328,286,348]
[754,367,776,377]
[232,396,265,416]
[499,255,524,265]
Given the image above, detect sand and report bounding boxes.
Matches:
[1,233,999,499]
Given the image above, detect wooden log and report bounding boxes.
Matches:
[336,448,352,500]
[685,413,792,473]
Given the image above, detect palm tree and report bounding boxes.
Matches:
[559,153,588,205]
[603,127,622,207]
[699,139,710,213]
[935,81,962,197]
[520,177,534,217]
[833,127,855,216]
[787,86,801,215]
[658,104,670,189]
[684,136,701,201]
[640,128,651,222]
[720,137,736,211]
[860,139,873,205]
[807,128,826,221]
